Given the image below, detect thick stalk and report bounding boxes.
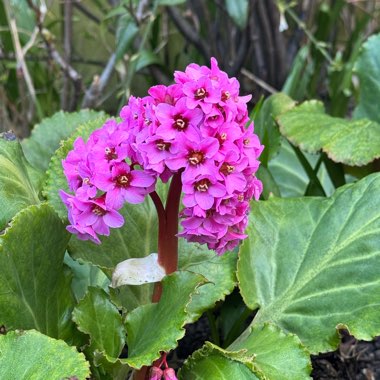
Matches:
[152,173,182,301]
[134,174,182,380]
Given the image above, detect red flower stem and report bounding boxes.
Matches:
[149,191,165,223]
[134,174,182,380]
[152,172,182,301]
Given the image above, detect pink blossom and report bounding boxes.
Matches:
[182,76,221,113]
[93,162,156,209]
[182,175,226,211]
[59,191,124,243]
[163,368,178,380]
[149,366,163,380]
[166,133,219,181]
[155,97,203,139]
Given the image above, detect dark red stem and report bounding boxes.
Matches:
[134,174,182,380]
[152,172,182,301]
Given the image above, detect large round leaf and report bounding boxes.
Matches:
[238,173,380,353]
[277,100,380,166]
[22,110,105,171]
[0,139,42,230]
[0,330,90,380]
[353,33,380,123]
[0,203,75,340]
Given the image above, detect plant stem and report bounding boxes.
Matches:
[152,173,182,302]
[134,174,182,380]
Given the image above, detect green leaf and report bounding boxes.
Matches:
[0,139,42,230]
[238,173,380,353]
[64,253,110,302]
[353,33,380,123]
[229,323,312,380]
[282,46,314,101]
[179,241,237,323]
[268,139,334,197]
[225,0,249,29]
[254,93,296,166]
[92,352,131,380]
[22,110,105,171]
[110,282,153,313]
[256,166,281,199]
[125,271,206,369]
[277,100,380,166]
[0,203,75,340]
[179,342,259,380]
[268,140,308,197]
[131,50,161,72]
[115,15,138,60]
[0,330,90,380]
[44,115,109,219]
[72,287,126,359]
[9,0,35,41]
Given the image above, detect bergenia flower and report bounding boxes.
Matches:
[93,162,156,208]
[60,57,263,254]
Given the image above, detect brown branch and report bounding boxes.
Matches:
[4,0,41,124]
[257,0,276,86]
[241,68,278,94]
[167,6,210,61]
[81,53,116,109]
[0,52,105,66]
[73,2,101,24]
[27,0,83,109]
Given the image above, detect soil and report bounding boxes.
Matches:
[170,316,380,379]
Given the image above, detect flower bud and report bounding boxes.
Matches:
[149,366,163,380]
[163,368,178,380]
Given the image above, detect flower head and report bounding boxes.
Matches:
[60,57,263,253]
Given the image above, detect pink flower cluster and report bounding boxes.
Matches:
[60,58,263,254]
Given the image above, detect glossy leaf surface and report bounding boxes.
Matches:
[229,323,311,379]
[0,330,90,380]
[22,110,105,171]
[353,33,380,123]
[238,174,380,353]
[179,342,258,380]
[0,204,74,340]
[277,100,380,166]
[0,139,42,230]
[254,93,296,166]
[72,287,126,359]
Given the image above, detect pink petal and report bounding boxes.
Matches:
[131,171,156,187]
[104,210,124,228]
[195,191,214,210]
